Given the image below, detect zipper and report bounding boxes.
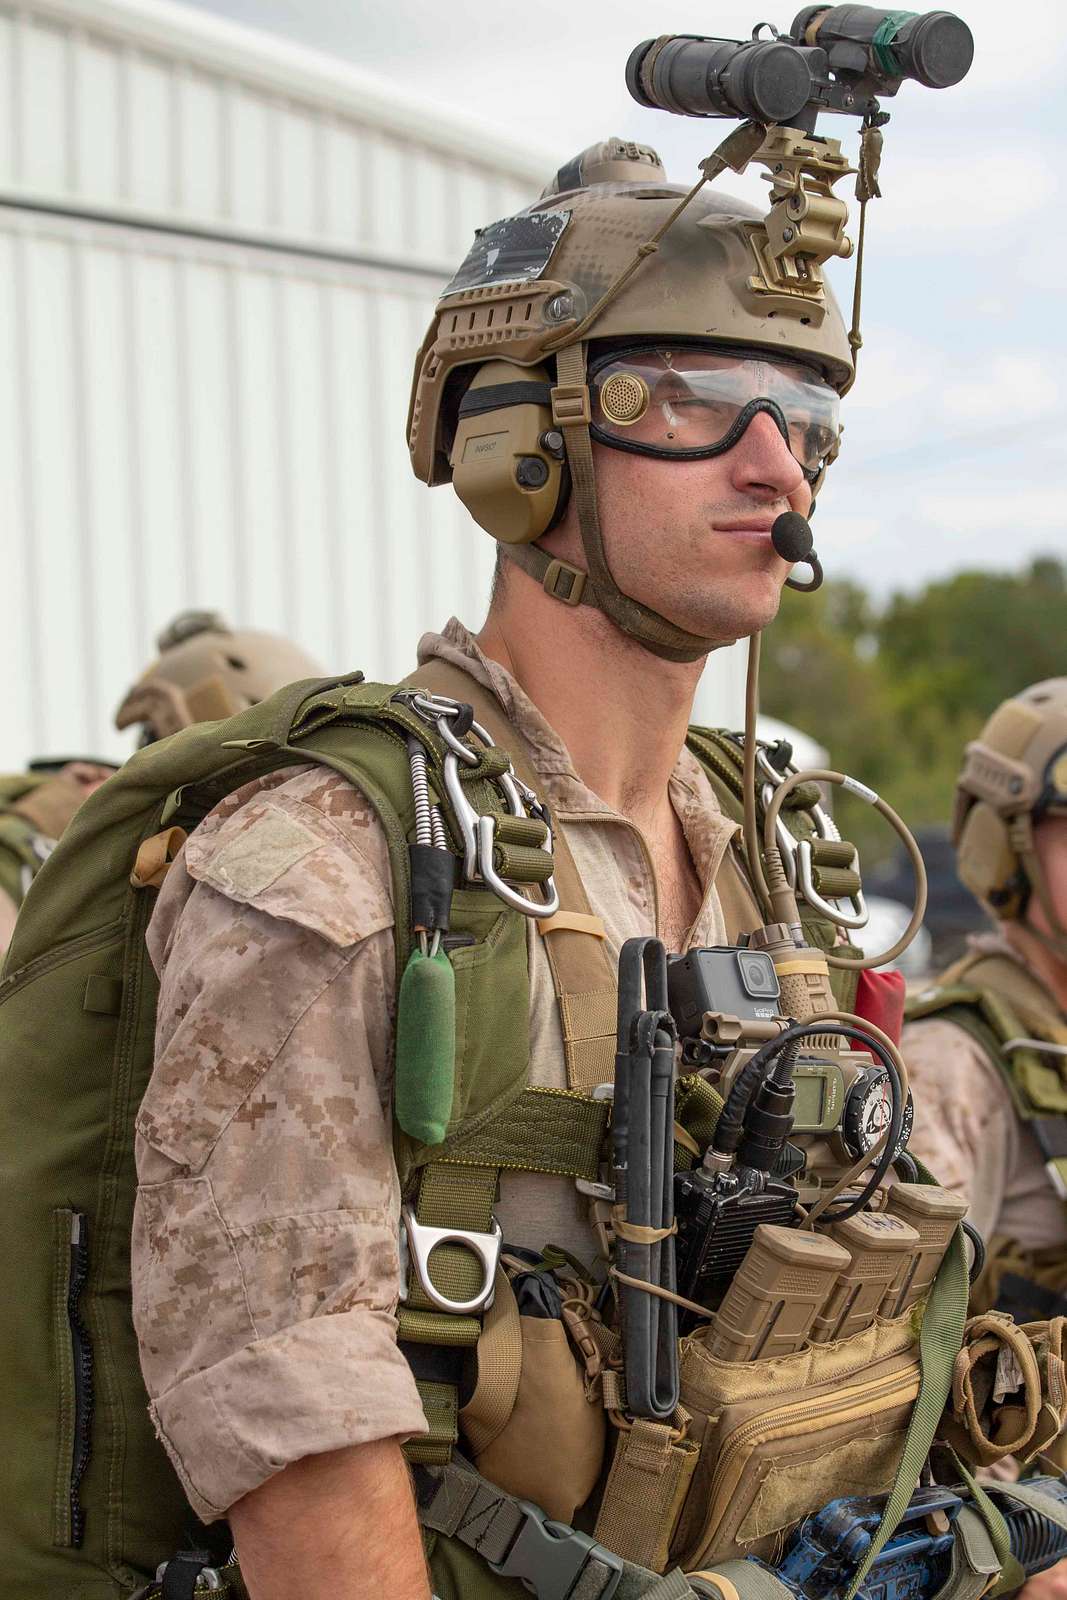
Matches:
[704,1363,919,1519]
[67,1212,94,1547]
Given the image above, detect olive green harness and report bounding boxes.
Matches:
[907,947,1067,1325]
[0,668,914,1599]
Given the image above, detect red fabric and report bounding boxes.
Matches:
[852,967,906,1045]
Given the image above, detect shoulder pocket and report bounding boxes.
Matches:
[184,798,393,950]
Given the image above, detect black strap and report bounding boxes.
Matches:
[160,1551,215,1600]
[458,381,553,418]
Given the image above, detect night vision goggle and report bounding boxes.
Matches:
[589,346,840,484]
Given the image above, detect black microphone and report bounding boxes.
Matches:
[772,511,823,592]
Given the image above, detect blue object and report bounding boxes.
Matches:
[754,1475,1067,1600]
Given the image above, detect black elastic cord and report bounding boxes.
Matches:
[457,381,553,419]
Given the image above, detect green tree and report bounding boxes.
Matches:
[759,556,1067,866]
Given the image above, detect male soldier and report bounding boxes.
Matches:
[130,143,899,1600]
[0,612,321,957]
[904,681,1067,1359]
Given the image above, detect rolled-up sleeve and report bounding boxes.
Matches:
[132,770,428,1522]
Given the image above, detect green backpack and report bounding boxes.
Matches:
[0,665,871,1597]
[0,673,555,1597]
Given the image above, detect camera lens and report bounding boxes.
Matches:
[736,951,781,1000]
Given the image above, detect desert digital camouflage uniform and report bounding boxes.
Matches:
[133,618,761,1522]
[902,936,1067,1255]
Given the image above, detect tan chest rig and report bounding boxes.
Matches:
[399,663,986,1600]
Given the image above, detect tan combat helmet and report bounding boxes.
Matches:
[409,136,854,662]
[954,680,1067,957]
[114,610,324,744]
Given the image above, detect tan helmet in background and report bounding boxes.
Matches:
[408,136,854,662]
[114,610,324,743]
[954,680,1067,957]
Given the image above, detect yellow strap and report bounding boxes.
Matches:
[538,910,608,939]
[459,1269,523,1457]
[130,826,188,890]
[611,1206,677,1246]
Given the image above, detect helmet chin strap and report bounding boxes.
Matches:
[499,342,731,665]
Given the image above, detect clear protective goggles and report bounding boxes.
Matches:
[588,345,841,483]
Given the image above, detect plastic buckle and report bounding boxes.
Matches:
[488,1500,623,1600]
[400,1207,501,1315]
[155,1560,222,1595]
[550,383,591,427]
[543,559,587,607]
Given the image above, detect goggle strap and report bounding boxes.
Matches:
[546,344,721,665]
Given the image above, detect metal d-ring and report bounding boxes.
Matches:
[400,1207,502,1315]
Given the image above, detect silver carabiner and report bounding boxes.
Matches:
[400,1207,501,1315]
[414,695,559,920]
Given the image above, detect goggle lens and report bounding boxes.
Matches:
[590,348,840,476]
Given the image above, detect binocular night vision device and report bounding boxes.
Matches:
[628,6,974,128]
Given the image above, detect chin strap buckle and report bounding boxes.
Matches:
[543,559,587,606]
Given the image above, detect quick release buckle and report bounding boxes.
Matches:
[400,1207,502,1316]
[488,1499,623,1600]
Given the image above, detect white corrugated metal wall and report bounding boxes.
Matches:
[0,0,543,768]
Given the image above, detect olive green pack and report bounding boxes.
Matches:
[0,675,868,1596]
[0,674,540,1597]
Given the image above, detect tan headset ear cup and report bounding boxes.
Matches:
[450,360,568,544]
[957,801,1023,916]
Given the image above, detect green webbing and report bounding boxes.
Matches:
[674,1076,725,1167]
[947,1456,1022,1598]
[844,1164,970,1599]
[406,1380,461,1467]
[437,1086,609,1179]
[930,1505,1005,1600]
[706,1559,798,1600]
[405,1163,498,1314]
[490,840,556,884]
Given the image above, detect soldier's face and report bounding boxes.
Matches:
[1029,816,1067,947]
[548,408,813,650]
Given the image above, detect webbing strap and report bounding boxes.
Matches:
[437,1085,610,1180]
[698,1560,798,1600]
[417,1460,700,1600]
[403,1163,498,1323]
[928,1505,1003,1600]
[843,1159,971,1599]
[594,1417,700,1574]
[410,656,618,1092]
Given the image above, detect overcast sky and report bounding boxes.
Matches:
[185,0,1065,597]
